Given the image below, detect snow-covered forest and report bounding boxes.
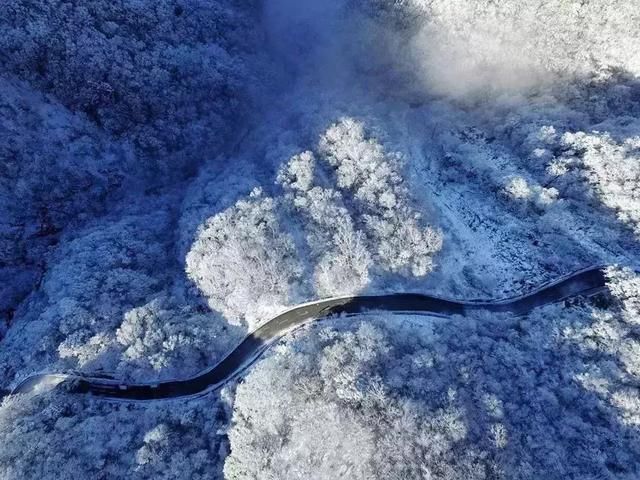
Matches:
[1,0,640,478]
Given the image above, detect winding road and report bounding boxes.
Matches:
[11,266,608,402]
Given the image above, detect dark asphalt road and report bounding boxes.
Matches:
[12,266,608,402]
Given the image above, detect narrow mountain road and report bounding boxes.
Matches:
[11,266,608,402]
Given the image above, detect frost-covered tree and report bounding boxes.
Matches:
[605,266,640,327]
[2,3,639,479]
[352,0,430,29]
[226,398,376,480]
[313,220,372,297]
[115,295,231,381]
[183,116,443,321]
[0,392,228,479]
[227,278,640,479]
[558,131,640,236]
[0,77,131,330]
[278,151,372,297]
[186,188,303,330]
[276,119,443,294]
[226,321,492,479]
[0,0,259,176]
[0,208,173,383]
[319,118,442,276]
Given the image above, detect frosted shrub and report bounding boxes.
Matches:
[502,176,559,211]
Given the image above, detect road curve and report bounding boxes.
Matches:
[11,266,609,402]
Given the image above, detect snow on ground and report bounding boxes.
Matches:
[226,270,640,479]
[1,0,640,478]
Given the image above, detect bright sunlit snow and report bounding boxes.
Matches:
[1,0,639,478]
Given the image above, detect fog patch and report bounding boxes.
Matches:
[262,0,350,74]
[408,23,553,98]
[357,0,640,101]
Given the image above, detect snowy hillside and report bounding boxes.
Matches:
[1,0,639,478]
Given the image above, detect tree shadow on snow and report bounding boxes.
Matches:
[379,297,640,479]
